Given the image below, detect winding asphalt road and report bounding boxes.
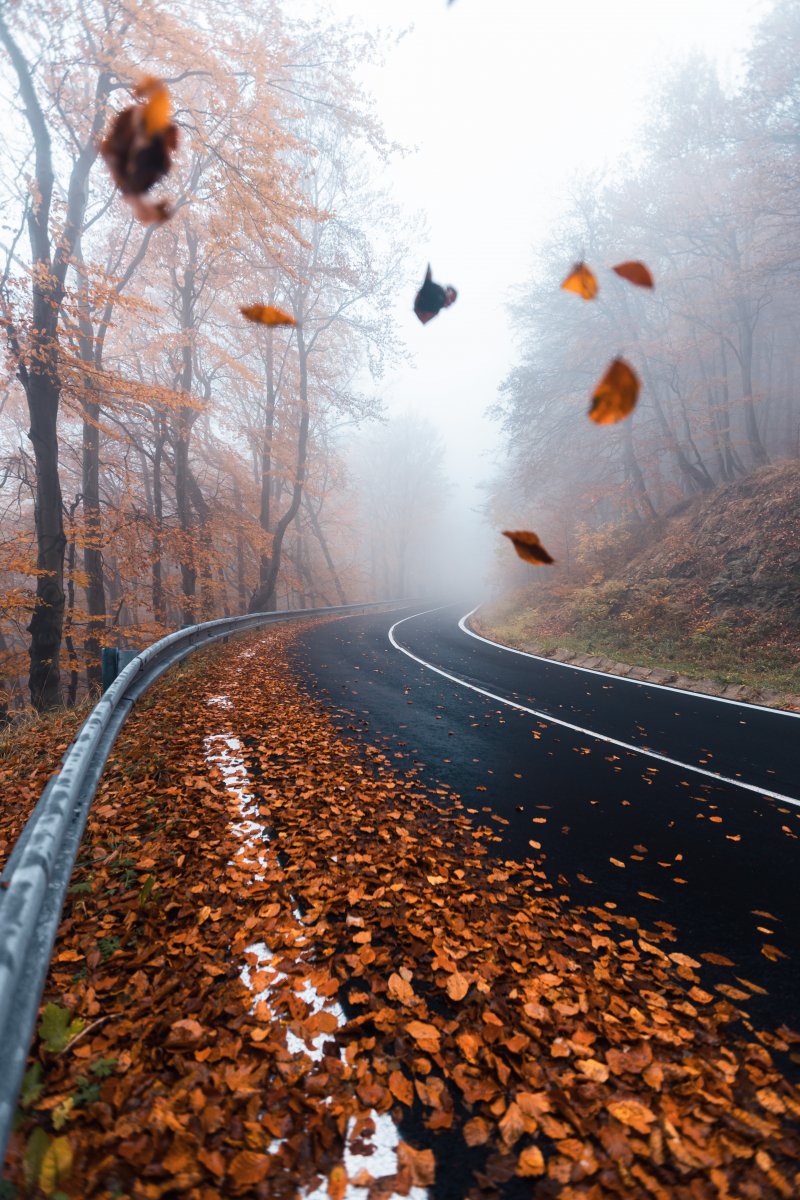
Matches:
[292,602,800,1034]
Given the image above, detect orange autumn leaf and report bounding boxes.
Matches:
[229,1150,271,1186]
[612,260,654,288]
[446,971,469,1001]
[397,1142,436,1187]
[761,943,788,961]
[240,304,296,327]
[578,1057,609,1083]
[589,358,640,425]
[406,1020,441,1054]
[499,1101,525,1146]
[388,1069,414,1106]
[134,76,172,136]
[463,1116,492,1146]
[607,1099,657,1134]
[388,972,415,1005]
[561,261,598,300]
[502,530,555,565]
[517,1144,545,1176]
[701,952,735,966]
[327,1165,347,1200]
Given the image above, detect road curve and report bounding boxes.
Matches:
[292,602,800,1033]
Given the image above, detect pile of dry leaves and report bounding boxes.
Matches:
[4,621,800,1198]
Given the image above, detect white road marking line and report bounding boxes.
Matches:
[387,608,800,810]
[458,605,800,718]
[204,711,426,1199]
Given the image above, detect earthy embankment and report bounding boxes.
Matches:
[484,462,800,711]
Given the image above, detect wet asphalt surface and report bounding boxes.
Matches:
[292,603,800,1034]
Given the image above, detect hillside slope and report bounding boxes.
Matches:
[480,461,800,707]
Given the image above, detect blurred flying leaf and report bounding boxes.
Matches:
[502,530,555,565]
[100,76,178,224]
[240,304,297,327]
[589,358,640,425]
[561,261,598,300]
[612,260,654,288]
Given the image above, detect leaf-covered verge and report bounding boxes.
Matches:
[4,620,800,1199]
[485,462,800,708]
[0,700,95,871]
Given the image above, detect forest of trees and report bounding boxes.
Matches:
[0,0,443,712]
[490,0,800,579]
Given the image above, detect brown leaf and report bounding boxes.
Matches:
[517,1145,545,1176]
[388,1070,414,1106]
[463,1117,491,1147]
[502,530,555,565]
[229,1150,271,1186]
[499,1101,525,1147]
[578,1057,609,1082]
[607,1099,657,1134]
[397,1142,436,1187]
[240,304,297,327]
[446,971,469,1001]
[406,1020,441,1054]
[589,358,640,425]
[612,260,654,288]
[388,972,415,1005]
[561,262,598,300]
[700,952,735,966]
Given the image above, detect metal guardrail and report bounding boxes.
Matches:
[0,600,404,1162]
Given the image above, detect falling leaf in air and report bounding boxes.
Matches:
[612,260,655,288]
[561,261,598,300]
[240,304,297,327]
[100,76,179,224]
[502,530,555,565]
[414,264,458,325]
[589,358,640,425]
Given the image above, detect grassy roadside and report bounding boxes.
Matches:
[474,589,800,709]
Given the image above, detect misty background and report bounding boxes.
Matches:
[1,0,796,709]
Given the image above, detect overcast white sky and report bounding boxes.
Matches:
[311,0,768,548]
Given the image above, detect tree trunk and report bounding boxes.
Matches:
[249,326,309,613]
[81,400,105,691]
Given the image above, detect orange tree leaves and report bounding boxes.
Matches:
[6,620,800,1198]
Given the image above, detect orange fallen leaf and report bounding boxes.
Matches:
[240,304,297,327]
[589,358,640,425]
[700,952,735,967]
[607,1098,657,1134]
[612,260,654,288]
[397,1142,435,1187]
[502,530,555,565]
[446,971,470,1001]
[388,972,415,1005]
[463,1116,491,1147]
[561,261,598,300]
[578,1057,609,1082]
[406,1020,441,1054]
[517,1144,545,1176]
[327,1165,347,1200]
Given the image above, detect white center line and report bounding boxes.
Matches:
[387,607,800,810]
